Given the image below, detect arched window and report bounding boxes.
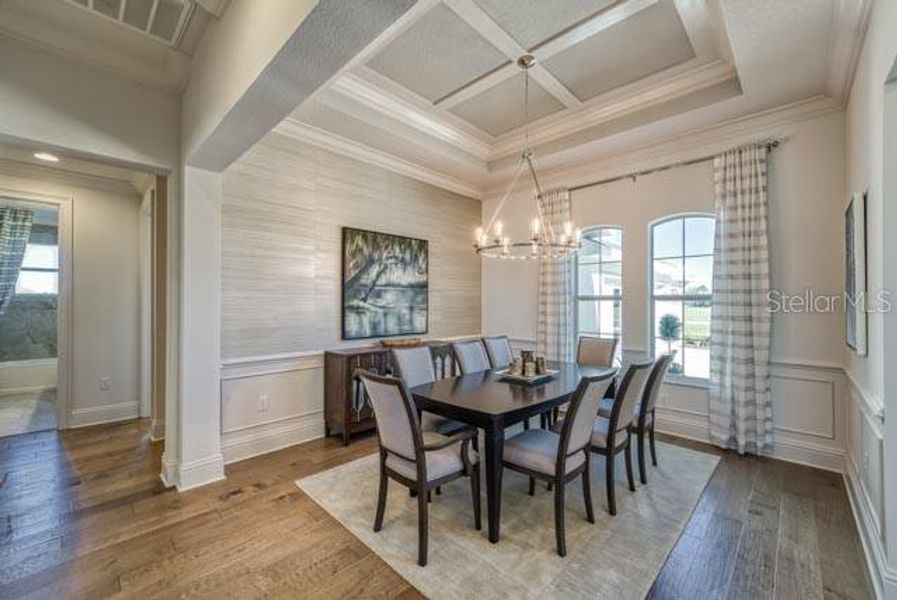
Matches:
[650,215,715,380]
[575,226,622,360]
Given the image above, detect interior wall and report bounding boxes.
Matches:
[0,161,141,427]
[482,109,848,472]
[843,0,897,595]
[218,131,481,463]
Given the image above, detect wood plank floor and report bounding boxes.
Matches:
[0,420,873,599]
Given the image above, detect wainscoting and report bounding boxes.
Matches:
[69,400,139,428]
[220,352,326,464]
[844,376,891,598]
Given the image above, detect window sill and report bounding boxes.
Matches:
[663,376,710,390]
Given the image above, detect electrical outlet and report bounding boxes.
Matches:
[258,394,269,412]
[99,377,112,391]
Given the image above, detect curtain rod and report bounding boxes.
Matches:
[568,140,780,193]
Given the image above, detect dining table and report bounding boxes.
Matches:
[410,361,617,544]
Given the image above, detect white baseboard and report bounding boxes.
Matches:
[222,411,325,465]
[174,453,226,491]
[0,384,56,396]
[844,457,892,599]
[150,417,165,442]
[69,400,139,428]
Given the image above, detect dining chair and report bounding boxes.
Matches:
[576,335,619,368]
[392,346,472,438]
[502,371,615,556]
[357,370,481,567]
[482,335,514,369]
[588,358,653,515]
[452,339,491,374]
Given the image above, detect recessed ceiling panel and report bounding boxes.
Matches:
[366,3,508,103]
[473,0,614,50]
[543,0,695,102]
[449,73,565,136]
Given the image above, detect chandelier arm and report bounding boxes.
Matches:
[484,154,526,234]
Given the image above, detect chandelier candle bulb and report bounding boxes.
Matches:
[531,218,540,240]
[564,221,573,237]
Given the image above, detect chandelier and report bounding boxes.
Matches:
[475,55,581,260]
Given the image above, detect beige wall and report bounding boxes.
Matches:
[482,109,848,471]
[218,131,480,462]
[0,161,141,426]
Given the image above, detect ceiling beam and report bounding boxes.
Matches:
[440,0,582,109]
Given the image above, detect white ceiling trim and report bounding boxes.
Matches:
[825,0,873,104]
[486,94,841,197]
[440,0,581,109]
[332,73,492,159]
[490,58,737,158]
[275,119,484,199]
[672,0,721,59]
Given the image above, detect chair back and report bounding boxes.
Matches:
[640,354,673,419]
[483,335,513,369]
[452,339,490,374]
[392,347,435,389]
[608,359,653,436]
[356,370,421,462]
[560,372,616,459]
[431,344,456,379]
[577,336,619,368]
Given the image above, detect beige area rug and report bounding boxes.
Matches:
[296,441,719,599]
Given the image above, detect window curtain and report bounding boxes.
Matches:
[708,144,772,455]
[0,206,34,314]
[536,188,575,362]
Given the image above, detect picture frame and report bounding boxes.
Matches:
[845,191,867,356]
[341,227,429,340]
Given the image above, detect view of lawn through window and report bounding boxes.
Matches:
[652,216,715,379]
[575,226,622,363]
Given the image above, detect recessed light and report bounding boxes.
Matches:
[33,152,60,163]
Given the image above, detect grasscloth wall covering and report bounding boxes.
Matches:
[221,132,481,360]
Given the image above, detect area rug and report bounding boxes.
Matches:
[296,441,719,599]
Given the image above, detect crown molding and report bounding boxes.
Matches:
[484,94,842,196]
[332,73,492,160]
[489,59,737,159]
[274,119,483,200]
[826,0,873,104]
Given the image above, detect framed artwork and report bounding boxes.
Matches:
[341,227,428,340]
[845,191,867,356]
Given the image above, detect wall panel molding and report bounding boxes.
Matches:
[70,400,139,428]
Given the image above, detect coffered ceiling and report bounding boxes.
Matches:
[284,0,871,198]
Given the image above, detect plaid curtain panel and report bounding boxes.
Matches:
[708,144,772,455]
[536,188,574,362]
[0,206,34,314]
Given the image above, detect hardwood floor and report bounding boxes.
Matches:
[0,421,872,599]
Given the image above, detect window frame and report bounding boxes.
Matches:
[648,213,715,386]
[15,242,60,296]
[574,225,623,362]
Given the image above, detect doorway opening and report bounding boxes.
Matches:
[0,198,60,436]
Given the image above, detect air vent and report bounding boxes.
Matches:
[65,0,194,47]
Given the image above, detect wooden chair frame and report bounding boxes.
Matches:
[358,370,481,567]
[631,355,672,484]
[502,371,615,556]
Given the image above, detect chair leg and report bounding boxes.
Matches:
[374,462,388,532]
[523,418,530,431]
[624,440,636,492]
[435,486,442,495]
[540,413,548,429]
[528,476,535,496]
[417,483,429,567]
[605,452,616,516]
[582,458,595,524]
[427,490,432,503]
[554,477,566,557]
[472,434,479,453]
[649,422,658,466]
[637,427,648,485]
[471,464,481,530]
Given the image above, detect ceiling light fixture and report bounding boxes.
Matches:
[475,55,580,260]
[33,152,60,163]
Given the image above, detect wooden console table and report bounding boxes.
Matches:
[324,341,455,445]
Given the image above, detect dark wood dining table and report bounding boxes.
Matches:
[410,361,617,544]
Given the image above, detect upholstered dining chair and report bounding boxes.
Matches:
[576,335,619,368]
[588,358,653,515]
[502,371,615,556]
[392,347,471,438]
[357,370,480,567]
[452,339,491,374]
[482,335,514,369]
